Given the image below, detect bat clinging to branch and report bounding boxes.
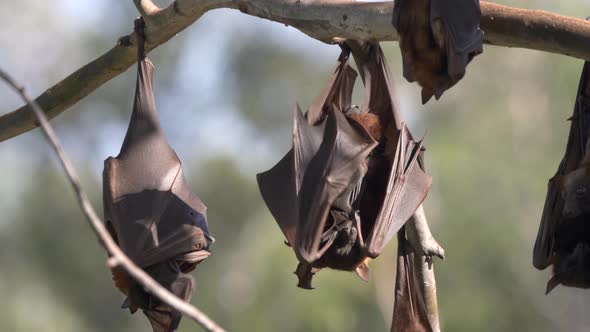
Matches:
[392,0,483,103]
[103,21,214,332]
[257,43,433,289]
[534,60,590,294]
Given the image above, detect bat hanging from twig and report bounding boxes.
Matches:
[257,42,434,290]
[392,0,483,104]
[534,59,590,294]
[103,19,214,332]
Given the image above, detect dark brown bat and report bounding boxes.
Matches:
[391,227,433,332]
[392,0,483,104]
[257,43,432,289]
[104,20,213,332]
[533,60,590,294]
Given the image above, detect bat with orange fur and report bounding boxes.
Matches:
[257,42,432,289]
[392,0,483,103]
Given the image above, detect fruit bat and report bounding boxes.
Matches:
[392,0,483,104]
[391,227,433,332]
[533,60,590,294]
[103,20,213,332]
[257,42,432,289]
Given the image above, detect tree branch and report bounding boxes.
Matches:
[1,1,590,142]
[0,68,226,332]
[405,205,443,332]
[133,0,161,17]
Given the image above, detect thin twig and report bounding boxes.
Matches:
[1,1,590,142]
[0,68,226,332]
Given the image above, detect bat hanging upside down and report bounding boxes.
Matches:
[103,19,214,332]
[257,42,433,289]
[534,60,590,294]
[392,0,483,103]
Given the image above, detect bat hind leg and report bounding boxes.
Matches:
[295,262,315,289]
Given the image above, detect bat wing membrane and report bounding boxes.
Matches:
[295,109,377,263]
[307,49,353,125]
[258,49,359,250]
[366,126,431,257]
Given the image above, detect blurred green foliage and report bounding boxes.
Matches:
[1,0,590,331]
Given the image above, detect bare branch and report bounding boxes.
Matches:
[1,1,590,142]
[405,205,443,332]
[133,0,162,17]
[0,69,226,332]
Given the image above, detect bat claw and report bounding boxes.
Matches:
[545,275,560,294]
[417,235,445,260]
[294,262,315,289]
[121,297,130,309]
[421,89,434,104]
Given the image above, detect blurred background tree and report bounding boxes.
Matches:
[1,0,590,331]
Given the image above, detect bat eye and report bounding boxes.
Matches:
[576,187,587,198]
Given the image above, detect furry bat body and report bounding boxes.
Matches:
[392,0,483,103]
[534,60,590,294]
[104,21,213,332]
[257,43,432,289]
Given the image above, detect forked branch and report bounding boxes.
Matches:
[0,68,226,332]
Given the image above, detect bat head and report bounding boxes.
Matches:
[560,167,590,219]
[126,261,195,332]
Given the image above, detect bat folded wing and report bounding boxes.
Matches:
[307,49,354,125]
[257,106,325,247]
[533,175,561,269]
[534,61,590,270]
[296,108,377,263]
[367,125,432,258]
[391,229,433,332]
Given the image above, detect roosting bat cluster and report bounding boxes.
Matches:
[97,0,488,330]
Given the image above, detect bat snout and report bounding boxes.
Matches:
[562,205,580,219]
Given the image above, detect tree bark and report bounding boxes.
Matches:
[1,1,589,142]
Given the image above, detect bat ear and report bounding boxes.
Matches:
[554,175,565,189]
[355,261,371,282]
[421,89,434,104]
[545,275,560,295]
[121,297,139,314]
